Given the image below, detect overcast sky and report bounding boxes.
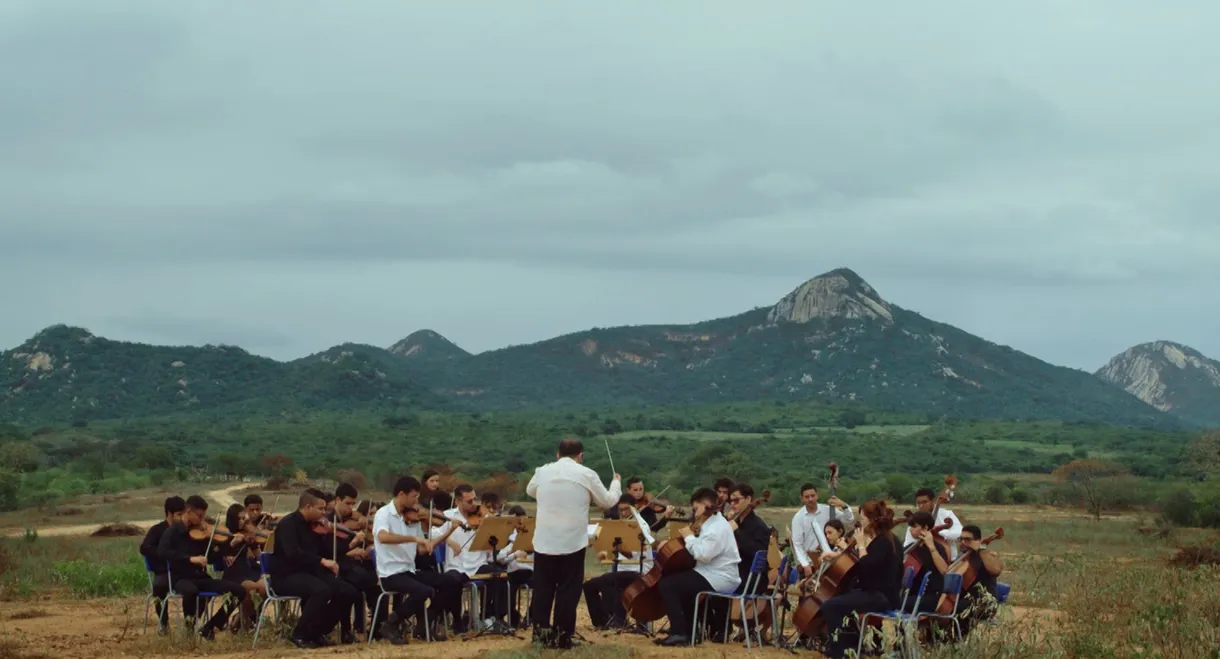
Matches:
[2,1,1217,371]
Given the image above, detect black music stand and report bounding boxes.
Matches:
[462,517,522,640]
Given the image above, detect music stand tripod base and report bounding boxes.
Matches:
[462,517,524,640]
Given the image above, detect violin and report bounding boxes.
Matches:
[188,522,233,543]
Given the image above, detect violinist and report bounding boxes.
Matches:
[904,488,963,559]
[371,476,454,644]
[155,495,248,640]
[583,494,654,630]
[904,511,950,615]
[434,486,502,630]
[243,494,263,519]
[814,499,902,659]
[653,487,741,647]
[416,470,443,572]
[326,483,379,642]
[706,483,772,642]
[626,478,676,532]
[270,489,359,648]
[502,505,533,628]
[220,503,266,631]
[139,495,184,633]
[713,478,734,514]
[792,482,854,578]
[952,524,1003,638]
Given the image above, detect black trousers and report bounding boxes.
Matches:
[173,577,247,632]
[377,570,460,631]
[450,565,513,621]
[529,548,585,637]
[151,574,170,627]
[817,590,892,658]
[582,570,638,628]
[658,569,712,637]
[508,569,533,626]
[339,562,379,634]
[274,571,359,641]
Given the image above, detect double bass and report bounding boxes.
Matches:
[791,463,860,637]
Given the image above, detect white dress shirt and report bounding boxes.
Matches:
[372,503,421,579]
[504,529,532,573]
[791,502,855,567]
[526,457,621,555]
[685,513,741,593]
[432,507,492,577]
[903,508,963,559]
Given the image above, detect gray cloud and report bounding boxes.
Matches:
[1,0,1218,371]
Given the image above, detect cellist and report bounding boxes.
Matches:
[706,483,771,643]
[903,511,949,614]
[951,524,1003,638]
[792,482,853,578]
[904,488,963,558]
[814,499,903,659]
[653,487,741,647]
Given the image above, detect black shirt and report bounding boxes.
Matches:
[965,550,998,597]
[272,511,325,577]
[847,533,903,608]
[732,512,773,585]
[140,521,170,573]
[157,522,221,580]
[909,541,950,598]
[317,513,360,564]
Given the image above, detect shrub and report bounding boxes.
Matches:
[52,557,146,597]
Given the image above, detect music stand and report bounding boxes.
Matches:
[464,517,525,639]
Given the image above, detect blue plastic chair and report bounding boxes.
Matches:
[693,550,770,648]
[142,555,179,634]
[251,553,302,648]
[915,572,964,642]
[434,541,483,633]
[165,561,224,634]
[856,566,927,658]
[985,581,1011,627]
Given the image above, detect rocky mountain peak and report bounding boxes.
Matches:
[388,330,471,361]
[1096,341,1220,422]
[767,268,893,325]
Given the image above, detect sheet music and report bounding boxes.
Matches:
[588,523,600,540]
[629,507,656,545]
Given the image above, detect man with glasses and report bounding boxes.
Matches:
[951,525,1003,639]
[706,482,772,642]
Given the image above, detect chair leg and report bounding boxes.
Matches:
[368,593,388,645]
[251,597,272,648]
[143,595,151,634]
[739,599,752,650]
[691,594,702,646]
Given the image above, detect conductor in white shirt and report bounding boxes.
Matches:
[525,438,621,648]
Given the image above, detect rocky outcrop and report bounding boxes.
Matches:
[767,268,894,325]
[1097,341,1220,426]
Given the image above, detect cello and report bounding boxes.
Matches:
[791,536,860,636]
[902,514,954,574]
[933,527,1004,619]
[620,507,714,622]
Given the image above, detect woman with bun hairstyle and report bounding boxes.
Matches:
[815,499,904,658]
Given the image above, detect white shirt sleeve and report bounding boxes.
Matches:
[791,511,811,567]
[940,510,963,540]
[526,469,540,499]
[684,518,730,563]
[838,504,855,523]
[430,520,450,540]
[584,467,621,510]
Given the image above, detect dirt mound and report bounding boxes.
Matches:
[1168,543,1220,568]
[89,523,144,537]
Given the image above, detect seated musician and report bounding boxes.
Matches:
[817,520,850,563]
[415,470,443,572]
[503,504,533,628]
[220,503,267,631]
[814,499,903,659]
[625,478,676,532]
[139,495,184,633]
[156,495,248,640]
[792,482,854,578]
[707,482,772,642]
[322,482,379,642]
[371,476,456,644]
[904,488,963,559]
[903,511,950,615]
[243,494,263,519]
[953,524,1003,638]
[583,494,654,630]
[433,485,509,630]
[654,487,741,647]
[713,478,734,514]
[270,488,359,648]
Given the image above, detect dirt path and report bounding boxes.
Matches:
[0,483,252,538]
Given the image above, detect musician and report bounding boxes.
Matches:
[416,473,442,573]
[526,438,621,649]
[583,494,654,630]
[904,488,963,559]
[502,505,534,628]
[625,478,676,532]
[903,511,950,614]
[156,495,248,640]
[653,487,741,647]
[817,520,849,563]
[371,476,455,644]
[713,478,734,513]
[706,483,772,641]
[420,469,442,507]
[792,482,854,578]
[220,503,266,631]
[270,489,359,648]
[243,494,263,519]
[434,484,505,630]
[953,524,1003,638]
[814,499,902,658]
[324,483,379,642]
[139,495,184,633]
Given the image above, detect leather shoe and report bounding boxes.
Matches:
[289,637,317,649]
[660,634,691,646]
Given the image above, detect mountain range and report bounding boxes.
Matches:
[2,268,1214,428]
[1096,342,1220,428]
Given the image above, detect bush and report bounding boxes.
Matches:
[52,557,146,597]
[984,483,1009,504]
[1010,488,1032,504]
[1161,488,1198,527]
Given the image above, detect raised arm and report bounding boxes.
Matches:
[584,468,622,511]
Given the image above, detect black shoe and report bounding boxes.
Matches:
[313,636,336,647]
[198,627,215,641]
[289,637,318,649]
[340,631,357,644]
[377,620,404,643]
[532,625,555,647]
[660,634,691,646]
[709,631,727,643]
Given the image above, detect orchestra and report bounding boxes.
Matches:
[138,450,1006,653]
